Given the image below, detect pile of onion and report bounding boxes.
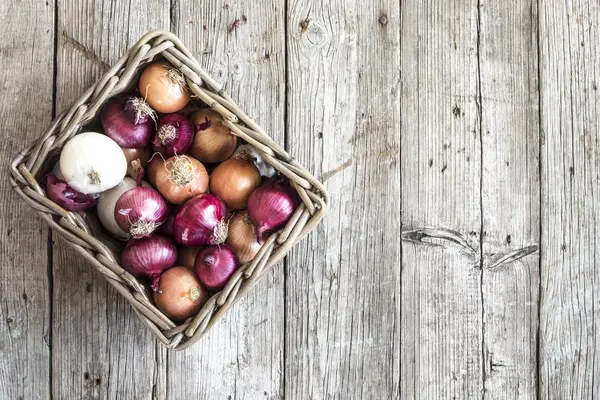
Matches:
[154,155,208,204]
[154,267,207,321]
[190,109,238,163]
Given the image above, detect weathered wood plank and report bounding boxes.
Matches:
[539,0,600,397]
[285,1,401,398]
[0,2,54,399]
[52,2,169,399]
[400,1,483,398]
[168,2,286,399]
[479,1,540,398]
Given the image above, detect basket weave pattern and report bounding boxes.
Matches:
[9,30,329,350]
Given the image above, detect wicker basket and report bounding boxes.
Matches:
[9,30,329,350]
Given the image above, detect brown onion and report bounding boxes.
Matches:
[122,147,151,179]
[153,267,207,321]
[177,246,204,270]
[154,155,208,204]
[190,109,237,163]
[225,211,263,264]
[147,156,161,186]
[139,63,190,113]
[209,158,261,210]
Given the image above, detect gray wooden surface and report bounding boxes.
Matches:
[1,0,598,399]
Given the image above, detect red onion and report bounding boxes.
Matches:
[115,187,168,238]
[152,113,194,157]
[121,235,177,290]
[159,204,178,237]
[248,178,298,242]
[101,95,155,147]
[173,194,228,246]
[195,245,239,290]
[45,174,97,211]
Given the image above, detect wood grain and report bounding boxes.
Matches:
[399,0,483,398]
[285,1,402,398]
[0,1,54,399]
[168,2,286,399]
[479,0,540,398]
[51,1,169,399]
[539,0,600,397]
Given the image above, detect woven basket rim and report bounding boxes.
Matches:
[9,29,329,350]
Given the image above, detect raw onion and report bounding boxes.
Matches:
[154,155,208,204]
[195,245,238,290]
[177,246,204,270]
[97,177,149,239]
[139,63,190,113]
[60,132,127,194]
[153,267,207,321]
[173,194,228,246]
[122,147,151,179]
[248,178,298,242]
[209,158,261,210]
[45,174,97,211]
[152,113,194,157]
[121,235,177,290]
[100,95,155,147]
[226,211,263,264]
[115,186,168,238]
[190,109,237,163]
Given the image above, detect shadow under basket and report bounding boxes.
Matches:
[9,30,329,350]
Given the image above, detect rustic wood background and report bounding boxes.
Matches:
[1,0,598,398]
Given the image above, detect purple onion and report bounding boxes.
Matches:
[195,245,238,290]
[100,95,155,147]
[173,194,228,246]
[152,113,194,157]
[114,187,168,238]
[45,174,97,211]
[121,235,177,290]
[247,177,298,242]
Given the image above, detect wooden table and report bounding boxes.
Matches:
[1,0,598,398]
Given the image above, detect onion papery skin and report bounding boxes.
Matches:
[225,211,263,264]
[153,267,207,321]
[152,113,194,157]
[247,178,299,242]
[120,235,177,290]
[114,187,168,238]
[45,174,97,211]
[173,194,228,246]
[101,95,155,148]
[122,147,151,179]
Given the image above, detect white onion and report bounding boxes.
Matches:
[60,132,127,194]
[97,177,150,239]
